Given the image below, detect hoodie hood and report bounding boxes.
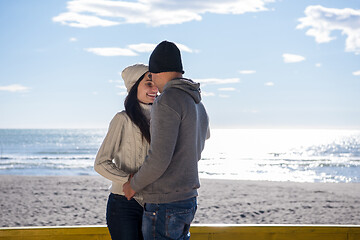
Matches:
[163,78,201,103]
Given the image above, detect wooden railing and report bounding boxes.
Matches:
[1,224,359,240]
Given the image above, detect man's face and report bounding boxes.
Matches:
[148,72,162,91]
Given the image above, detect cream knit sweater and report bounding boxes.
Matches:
[94,104,151,203]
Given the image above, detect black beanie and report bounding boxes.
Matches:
[149,41,184,74]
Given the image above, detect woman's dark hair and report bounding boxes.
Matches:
[124,73,151,143]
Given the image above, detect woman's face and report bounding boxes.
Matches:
[137,72,158,104]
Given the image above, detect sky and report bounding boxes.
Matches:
[0,0,359,129]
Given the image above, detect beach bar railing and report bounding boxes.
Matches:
[1,224,360,240]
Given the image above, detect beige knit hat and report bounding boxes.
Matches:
[121,63,149,92]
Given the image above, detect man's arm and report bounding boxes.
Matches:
[129,101,181,193]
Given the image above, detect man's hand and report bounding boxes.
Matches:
[123,180,136,200]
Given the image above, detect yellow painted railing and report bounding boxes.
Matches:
[0,224,360,240]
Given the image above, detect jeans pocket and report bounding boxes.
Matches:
[142,204,157,239]
[165,207,195,239]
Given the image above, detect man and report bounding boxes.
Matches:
[123,40,210,240]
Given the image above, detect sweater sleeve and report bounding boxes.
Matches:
[130,102,180,192]
[94,113,130,183]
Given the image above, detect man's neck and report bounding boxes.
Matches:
[168,72,183,80]
[158,72,183,93]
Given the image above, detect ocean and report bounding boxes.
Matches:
[0,128,359,183]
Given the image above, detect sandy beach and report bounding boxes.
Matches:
[1,175,359,227]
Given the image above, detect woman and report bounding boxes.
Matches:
[94,63,158,240]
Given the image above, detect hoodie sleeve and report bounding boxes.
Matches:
[130,101,180,192]
[94,113,130,183]
[206,124,210,140]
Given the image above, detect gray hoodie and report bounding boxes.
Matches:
[131,78,210,203]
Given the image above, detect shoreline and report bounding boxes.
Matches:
[1,175,359,227]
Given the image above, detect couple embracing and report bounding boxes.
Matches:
[94,40,210,240]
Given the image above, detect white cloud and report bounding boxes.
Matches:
[315,63,322,67]
[85,47,138,56]
[109,79,122,83]
[195,78,240,84]
[242,109,259,114]
[128,43,157,53]
[218,87,236,91]
[174,43,195,53]
[282,53,306,63]
[297,5,360,54]
[353,70,360,76]
[264,82,274,86]
[239,70,256,74]
[86,42,194,56]
[53,12,120,28]
[0,84,30,92]
[117,91,127,96]
[116,85,127,90]
[128,42,194,53]
[219,94,230,98]
[201,91,215,97]
[69,37,78,42]
[53,0,274,28]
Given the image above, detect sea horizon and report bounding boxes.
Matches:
[1,128,359,183]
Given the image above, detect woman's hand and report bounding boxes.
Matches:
[123,178,136,200]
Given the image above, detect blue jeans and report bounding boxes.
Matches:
[142,197,197,240]
[106,193,144,240]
